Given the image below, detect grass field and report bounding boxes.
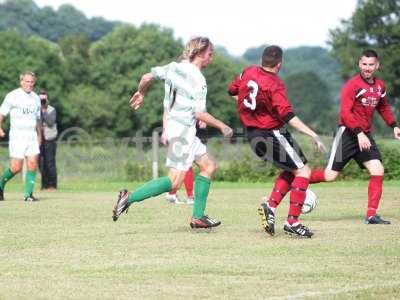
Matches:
[0,181,399,299]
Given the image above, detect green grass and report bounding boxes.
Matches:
[0,182,399,299]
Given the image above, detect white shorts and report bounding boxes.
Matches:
[165,120,207,171]
[9,137,40,159]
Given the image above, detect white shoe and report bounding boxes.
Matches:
[185,197,194,205]
[165,194,184,204]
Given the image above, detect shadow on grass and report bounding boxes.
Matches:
[172,226,220,234]
[310,214,363,221]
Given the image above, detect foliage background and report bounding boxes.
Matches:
[3,0,398,139]
[0,0,398,181]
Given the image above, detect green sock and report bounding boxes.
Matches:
[128,176,172,203]
[193,175,211,219]
[24,170,37,198]
[0,168,15,190]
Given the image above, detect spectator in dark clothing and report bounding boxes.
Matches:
[39,90,58,190]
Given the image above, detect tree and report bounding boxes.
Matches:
[87,24,243,136]
[0,30,64,104]
[241,45,344,134]
[329,0,400,103]
[58,34,91,89]
[88,24,183,136]
[242,44,266,64]
[281,47,343,102]
[0,4,255,137]
[285,72,337,134]
[0,30,66,133]
[60,85,116,137]
[0,0,41,36]
[203,53,242,131]
[0,0,118,42]
[243,45,343,102]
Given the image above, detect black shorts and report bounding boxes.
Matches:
[327,126,382,172]
[247,127,308,171]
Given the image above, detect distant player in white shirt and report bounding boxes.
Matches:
[0,71,42,201]
[112,37,233,228]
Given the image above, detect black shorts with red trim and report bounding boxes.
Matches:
[247,127,308,171]
[327,126,382,172]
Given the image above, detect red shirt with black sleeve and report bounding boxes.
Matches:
[228,65,295,130]
[339,74,397,134]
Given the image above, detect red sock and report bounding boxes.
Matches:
[184,167,194,198]
[309,169,326,184]
[267,171,294,208]
[287,176,309,224]
[366,175,383,218]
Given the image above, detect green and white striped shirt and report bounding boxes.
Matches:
[151,61,207,127]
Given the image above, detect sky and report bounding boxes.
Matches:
[34,0,358,56]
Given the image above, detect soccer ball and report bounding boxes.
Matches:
[301,189,317,214]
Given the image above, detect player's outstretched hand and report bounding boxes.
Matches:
[312,135,327,153]
[198,120,207,129]
[160,131,168,145]
[129,92,144,110]
[394,127,400,140]
[357,132,371,151]
[0,128,5,139]
[221,125,233,138]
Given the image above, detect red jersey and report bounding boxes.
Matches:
[340,74,396,133]
[228,65,294,130]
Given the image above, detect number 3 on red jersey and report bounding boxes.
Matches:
[243,80,258,110]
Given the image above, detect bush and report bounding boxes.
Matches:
[48,136,400,183]
[213,154,278,182]
[125,160,152,181]
[210,135,400,182]
[379,141,400,180]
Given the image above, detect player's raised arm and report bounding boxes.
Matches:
[129,72,155,110]
[340,83,364,134]
[393,126,400,140]
[288,116,327,153]
[195,111,233,138]
[160,110,168,145]
[227,73,242,101]
[36,120,43,146]
[0,114,5,138]
[0,93,12,138]
[375,91,400,140]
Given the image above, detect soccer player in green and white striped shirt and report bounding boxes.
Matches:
[112,37,233,229]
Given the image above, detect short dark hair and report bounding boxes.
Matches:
[361,49,378,59]
[39,90,47,96]
[262,45,283,68]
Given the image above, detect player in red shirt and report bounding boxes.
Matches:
[309,49,400,224]
[228,45,326,238]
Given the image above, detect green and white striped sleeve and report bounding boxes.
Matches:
[193,87,207,113]
[163,82,171,110]
[151,62,176,80]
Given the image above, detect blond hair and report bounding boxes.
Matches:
[19,71,36,81]
[181,37,212,62]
